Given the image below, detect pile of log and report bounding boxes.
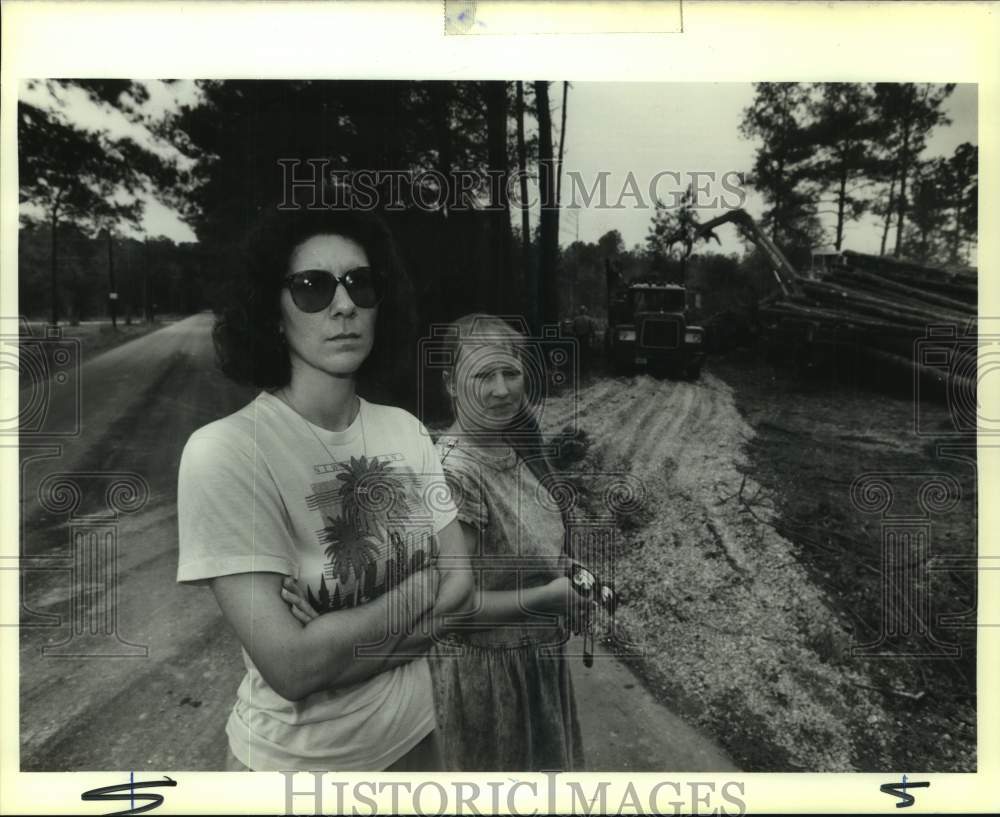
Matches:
[838,251,977,303]
[757,250,977,386]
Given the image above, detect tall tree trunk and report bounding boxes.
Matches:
[430,82,453,204]
[124,242,133,325]
[556,81,569,206]
[106,231,118,330]
[515,82,531,320]
[535,81,559,330]
[143,238,152,322]
[772,86,791,245]
[893,124,912,257]
[485,81,511,313]
[879,176,896,256]
[771,164,782,245]
[70,256,80,327]
[950,205,962,264]
[503,194,515,313]
[430,82,457,315]
[835,165,847,251]
[49,206,60,326]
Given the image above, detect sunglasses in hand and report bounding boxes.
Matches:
[567,561,617,668]
[283,266,385,312]
[568,562,615,613]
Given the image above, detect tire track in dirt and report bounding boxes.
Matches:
[553,376,693,480]
[545,378,628,431]
[619,380,696,472]
[611,381,676,469]
[541,369,890,771]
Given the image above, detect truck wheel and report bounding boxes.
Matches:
[612,353,632,376]
[684,361,702,380]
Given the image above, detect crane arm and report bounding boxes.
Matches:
[667,208,803,299]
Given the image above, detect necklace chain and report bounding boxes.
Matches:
[275,387,367,466]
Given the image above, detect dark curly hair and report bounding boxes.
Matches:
[213,206,416,399]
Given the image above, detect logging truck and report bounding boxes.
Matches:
[604,263,705,379]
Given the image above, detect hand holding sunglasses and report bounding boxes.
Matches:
[567,561,616,668]
[283,266,385,312]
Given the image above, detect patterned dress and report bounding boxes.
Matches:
[428,436,585,771]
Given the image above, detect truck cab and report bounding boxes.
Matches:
[608,282,705,378]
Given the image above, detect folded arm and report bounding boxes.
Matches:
[211,564,439,701]
[215,519,473,701]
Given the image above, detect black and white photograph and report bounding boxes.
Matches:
[2,2,997,815]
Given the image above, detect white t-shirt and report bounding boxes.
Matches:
[176,392,456,771]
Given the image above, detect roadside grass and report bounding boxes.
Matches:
[16,316,188,392]
[21,317,179,364]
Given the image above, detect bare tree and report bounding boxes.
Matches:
[535,81,559,328]
[556,81,570,205]
[484,81,512,311]
[515,81,532,314]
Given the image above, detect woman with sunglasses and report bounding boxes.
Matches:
[176,206,471,772]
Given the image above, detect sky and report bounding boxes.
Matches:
[558,82,978,256]
[19,79,200,239]
[20,80,977,258]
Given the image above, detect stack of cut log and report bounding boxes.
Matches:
[757,250,977,387]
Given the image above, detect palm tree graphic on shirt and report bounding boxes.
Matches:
[317,456,412,608]
[322,514,380,607]
[337,455,411,535]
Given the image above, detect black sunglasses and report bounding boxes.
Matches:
[283,266,385,312]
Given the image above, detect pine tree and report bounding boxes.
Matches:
[940,142,978,265]
[535,81,560,329]
[646,186,701,260]
[19,81,179,325]
[802,83,881,250]
[903,159,950,263]
[739,83,822,249]
[872,83,955,257]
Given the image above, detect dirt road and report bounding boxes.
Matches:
[17,315,735,772]
[538,372,895,771]
[19,315,254,770]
